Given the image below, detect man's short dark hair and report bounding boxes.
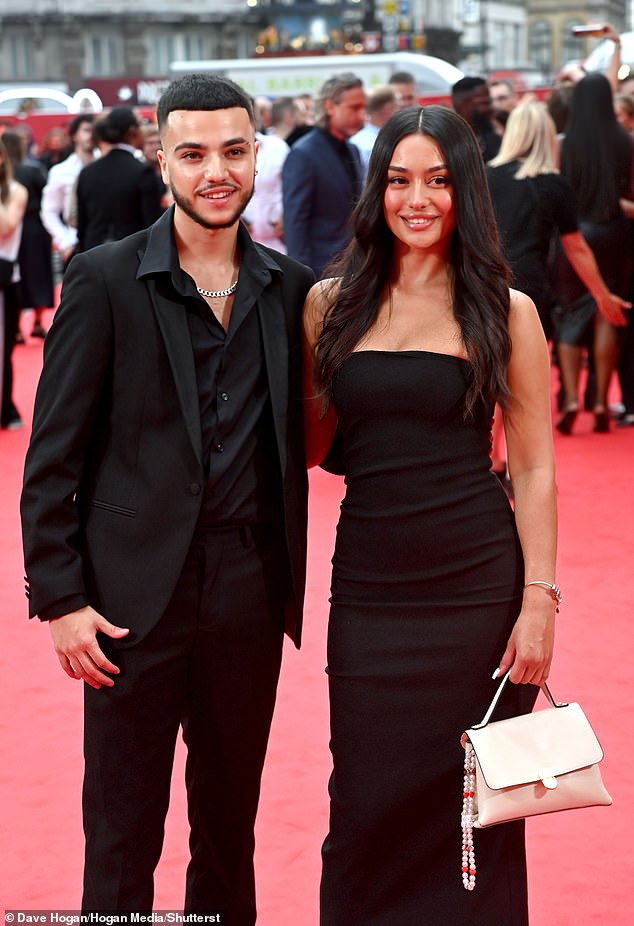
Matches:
[451,76,486,101]
[100,106,139,144]
[389,71,415,85]
[68,113,95,139]
[156,73,256,131]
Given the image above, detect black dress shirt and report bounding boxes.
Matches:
[146,217,283,525]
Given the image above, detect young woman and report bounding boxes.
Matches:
[0,135,27,428]
[303,106,558,925]
[487,101,630,434]
[556,72,634,432]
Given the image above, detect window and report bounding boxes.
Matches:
[148,34,210,74]
[563,21,583,66]
[85,35,125,76]
[3,35,34,80]
[529,20,552,75]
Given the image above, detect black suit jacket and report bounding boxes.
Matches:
[21,211,314,647]
[76,147,163,251]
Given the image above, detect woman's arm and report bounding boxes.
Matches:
[560,230,630,325]
[0,181,27,236]
[497,290,557,685]
[302,281,339,468]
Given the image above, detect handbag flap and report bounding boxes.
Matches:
[466,702,604,791]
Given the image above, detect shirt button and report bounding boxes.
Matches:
[220,392,229,402]
[216,441,224,453]
[188,483,202,495]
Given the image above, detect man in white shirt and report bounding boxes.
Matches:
[40,113,95,267]
[243,97,300,252]
[350,84,398,178]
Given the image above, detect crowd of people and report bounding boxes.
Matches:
[3,51,634,434]
[6,38,633,924]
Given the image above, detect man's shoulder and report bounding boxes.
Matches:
[289,128,327,156]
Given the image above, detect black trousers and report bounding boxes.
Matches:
[82,524,288,922]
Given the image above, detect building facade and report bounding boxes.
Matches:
[527,0,628,78]
[0,0,630,106]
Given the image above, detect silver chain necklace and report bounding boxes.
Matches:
[196,279,238,299]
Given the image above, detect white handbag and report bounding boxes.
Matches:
[460,671,612,890]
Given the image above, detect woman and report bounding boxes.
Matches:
[488,101,628,342]
[1,130,55,339]
[487,101,630,435]
[556,72,634,432]
[0,135,27,428]
[304,106,558,924]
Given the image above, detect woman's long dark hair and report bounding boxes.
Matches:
[314,105,512,414]
[561,72,632,223]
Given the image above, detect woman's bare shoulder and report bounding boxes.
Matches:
[305,276,340,325]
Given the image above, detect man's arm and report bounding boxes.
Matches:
[40,169,78,256]
[21,251,114,619]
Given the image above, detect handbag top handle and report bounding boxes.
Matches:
[471,670,568,730]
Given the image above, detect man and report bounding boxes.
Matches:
[489,78,519,113]
[76,105,163,251]
[242,97,298,251]
[40,112,95,266]
[451,76,501,161]
[21,74,314,920]
[388,70,417,108]
[350,84,398,176]
[141,121,172,210]
[282,72,365,277]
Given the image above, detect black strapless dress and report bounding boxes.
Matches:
[321,351,538,926]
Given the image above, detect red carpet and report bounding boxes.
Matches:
[2,308,632,922]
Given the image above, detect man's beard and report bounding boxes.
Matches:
[170,182,254,230]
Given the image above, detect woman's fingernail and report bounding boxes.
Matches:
[492,667,501,680]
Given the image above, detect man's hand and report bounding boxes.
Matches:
[50,606,129,689]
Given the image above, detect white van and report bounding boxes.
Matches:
[169,51,463,99]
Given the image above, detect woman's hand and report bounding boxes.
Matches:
[494,589,556,686]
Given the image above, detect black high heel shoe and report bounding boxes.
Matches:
[556,407,578,435]
[593,409,610,433]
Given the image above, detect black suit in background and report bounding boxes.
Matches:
[76,146,163,251]
[21,208,314,919]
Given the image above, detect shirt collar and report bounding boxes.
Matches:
[137,206,285,291]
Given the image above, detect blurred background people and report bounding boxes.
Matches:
[614,93,634,133]
[76,106,163,252]
[388,70,417,108]
[141,122,172,211]
[489,78,519,113]
[451,76,501,160]
[1,131,54,340]
[0,135,27,429]
[243,97,297,252]
[554,72,634,433]
[37,125,71,173]
[283,73,365,277]
[285,93,315,147]
[487,102,627,344]
[41,113,95,270]
[350,84,398,177]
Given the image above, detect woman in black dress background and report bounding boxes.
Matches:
[556,73,634,433]
[303,106,558,924]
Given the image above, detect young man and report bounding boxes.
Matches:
[40,112,95,267]
[21,74,314,922]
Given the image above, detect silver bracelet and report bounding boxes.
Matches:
[524,580,562,612]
